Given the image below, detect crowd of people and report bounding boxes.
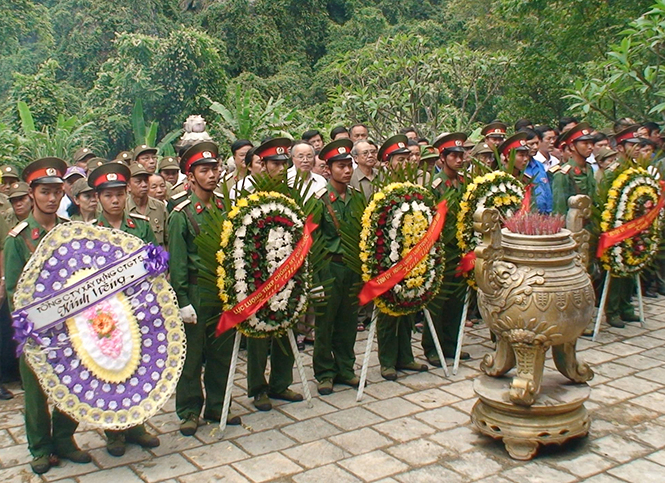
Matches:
[0,114,661,474]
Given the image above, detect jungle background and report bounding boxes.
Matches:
[1,0,664,166]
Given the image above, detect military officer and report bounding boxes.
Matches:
[71,147,95,170]
[6,182,32,228]
[481,121,508,148]
[314,139,364,395]
[498,132,531,182]
[375,136,429,380]
[244,138,303,410]
[85,157,106,175]
[424,133,471,366]
[87,163,161,456]
[69,178,97,223]
[551,122,596,216]
[5,157,92,474]
[0,164,20,195]
[168,142,240,436]
[159,155,184,198]
[126,163,167,246]
[133,145,159,174]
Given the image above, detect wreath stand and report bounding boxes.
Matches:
[356,306,449,402]
[218,328,313,437]
[592,271,646,342]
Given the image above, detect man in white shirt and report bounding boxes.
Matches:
[286,141,327,200]
[533,125,560,170]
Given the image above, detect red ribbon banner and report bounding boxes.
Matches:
[596,181,665,259]
[456,251,476,277]
[519,184,532,214]
[358,200,448,305]
[215,215,318,336]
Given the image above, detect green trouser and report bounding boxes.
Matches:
[19,356,79,458]
[313,261,359,382]
[175,303,234,420]
[605,275,635,317]
[422,289,465,358]
[104,424,149,440]
[246,334,294,398]
[377,315,415,369]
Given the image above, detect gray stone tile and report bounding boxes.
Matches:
[193,420,251,444]
[329,427,393,455]
[322,387,377,410]
[625,335,665,349]
[178,466,251,483]
[615,353,663,370]
[397,372,451,391]
[593,361,639,379]
[0,429,15,449]
[646,447,665,466]
[183,440,249,469]
[551,451,617,477]
[90,444,151,469]
[373,417,437,442]
[280,418,342,443]
[363,381,412,399]
[148,430,202,457]
[0,442,31,467]
[501,462,577,483]
[292,464,361,483]
[323,406,385,431]
[234,428,296,456]
[282,439,350,468]
[580,475,629,483]
[41,459,99,481]
[365,397,423,419]
[402,388,461,409]
[394,464,464,483]
[0,464,42,483]
[240,409,295,432]
[638,367,665,384]
[591,434,652,463]
[631,391,665,413]
[132,453,198,482]
[607,375,663,395]
[276,398,337,421]
[73,466,144,483]
[608,458,665,483]
[428,425,487,454]
[625,421,665,449]
[440,379,476,400]
[339,450,409,482]
[232,453,302,483]
[579,348,621,364]
[441,449,503,480]
[414,406,469,430]
[385,438,451,466]
[588,384,635,404]
[597,341,645,357]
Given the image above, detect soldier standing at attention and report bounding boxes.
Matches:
[5,157,92,474]
[481,121,508,149]
[245,138,304,411]
[314,139,363,395]
[87,163,161,456]
[126,163,167,246]
[168,142,241,435]
[5,181,32,228]
[69,178,97,223]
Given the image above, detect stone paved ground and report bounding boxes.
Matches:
[2,297,665,483]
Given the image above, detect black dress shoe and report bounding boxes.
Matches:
[0,384,13,400]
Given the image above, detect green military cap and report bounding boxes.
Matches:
[158,156,180,172]
[179,141,219,173]
[71,178,93,198]
[22,157,67,185]
[72,147,96,165]
[481,122,508,138]
[132,145,158,161]
[130,163,149,177]
[470,142,494,157]
[0,165,20,181]
[433,132,467,153]
[88,163,131,191]
[419,144,439,164]
[596,146,619,164]
[86,157,107,173]
[115,151,133,165]
[8,181,29,200]
[378,134,410,162]
[319,138,354,165]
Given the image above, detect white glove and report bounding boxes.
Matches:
[179,304,198,324]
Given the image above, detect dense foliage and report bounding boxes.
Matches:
[0,0,658,164]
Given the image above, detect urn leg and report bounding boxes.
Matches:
[552,342,594,383]
[480,335,515,377]
[503,438,539,461]
[509,343,546,407]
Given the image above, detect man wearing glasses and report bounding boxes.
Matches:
[350,140,379,201]
[286,141,327,201]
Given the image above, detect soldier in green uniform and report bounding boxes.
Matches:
[167,142,241,436]
[126,163,167,246]
[481,121,508,149]
[6,181,31,228]
[5,157,92,474]
[245,138,303,411]
[375,135,429,380]
[133,145,158,174]
[71,147,95,171]
[0,164,20,195]
[424,133,471,366]
[69,178,97,223]
[314,139,364,395]
[551,122,596,216]
[87,163,161,456]
[159,156,184,199]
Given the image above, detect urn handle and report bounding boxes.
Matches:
[473,207,503,291]
[566,195,592,267]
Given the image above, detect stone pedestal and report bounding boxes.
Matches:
[471,371,590,460]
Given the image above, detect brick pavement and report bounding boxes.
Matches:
[2,298,665,483]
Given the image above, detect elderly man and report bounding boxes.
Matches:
[350,139,379,201]
[287,141,327,200]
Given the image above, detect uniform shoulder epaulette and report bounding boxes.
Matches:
[560,164,572,175]
[58,214,71,222]
[315,188,328,200]
[8,221,28,237]
[90,219,97,224]
[223,171,234,182]
[170,190,188,201]
[432,178,443,189]
[214,191,224,198]
[352,185,362,193]
[173,199,191,212]
[548,165,561,174]
[172,179,183,189]
[129,212,149,221]
[606,161,620,172]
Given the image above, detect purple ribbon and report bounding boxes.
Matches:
[12,310,44,357]
[144,244,169,276]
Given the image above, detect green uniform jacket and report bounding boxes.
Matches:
[127,196,167,246]
[317,182,363,255]
[95,212,157,245]
[167,192,224,309]
[551,159,596,215]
